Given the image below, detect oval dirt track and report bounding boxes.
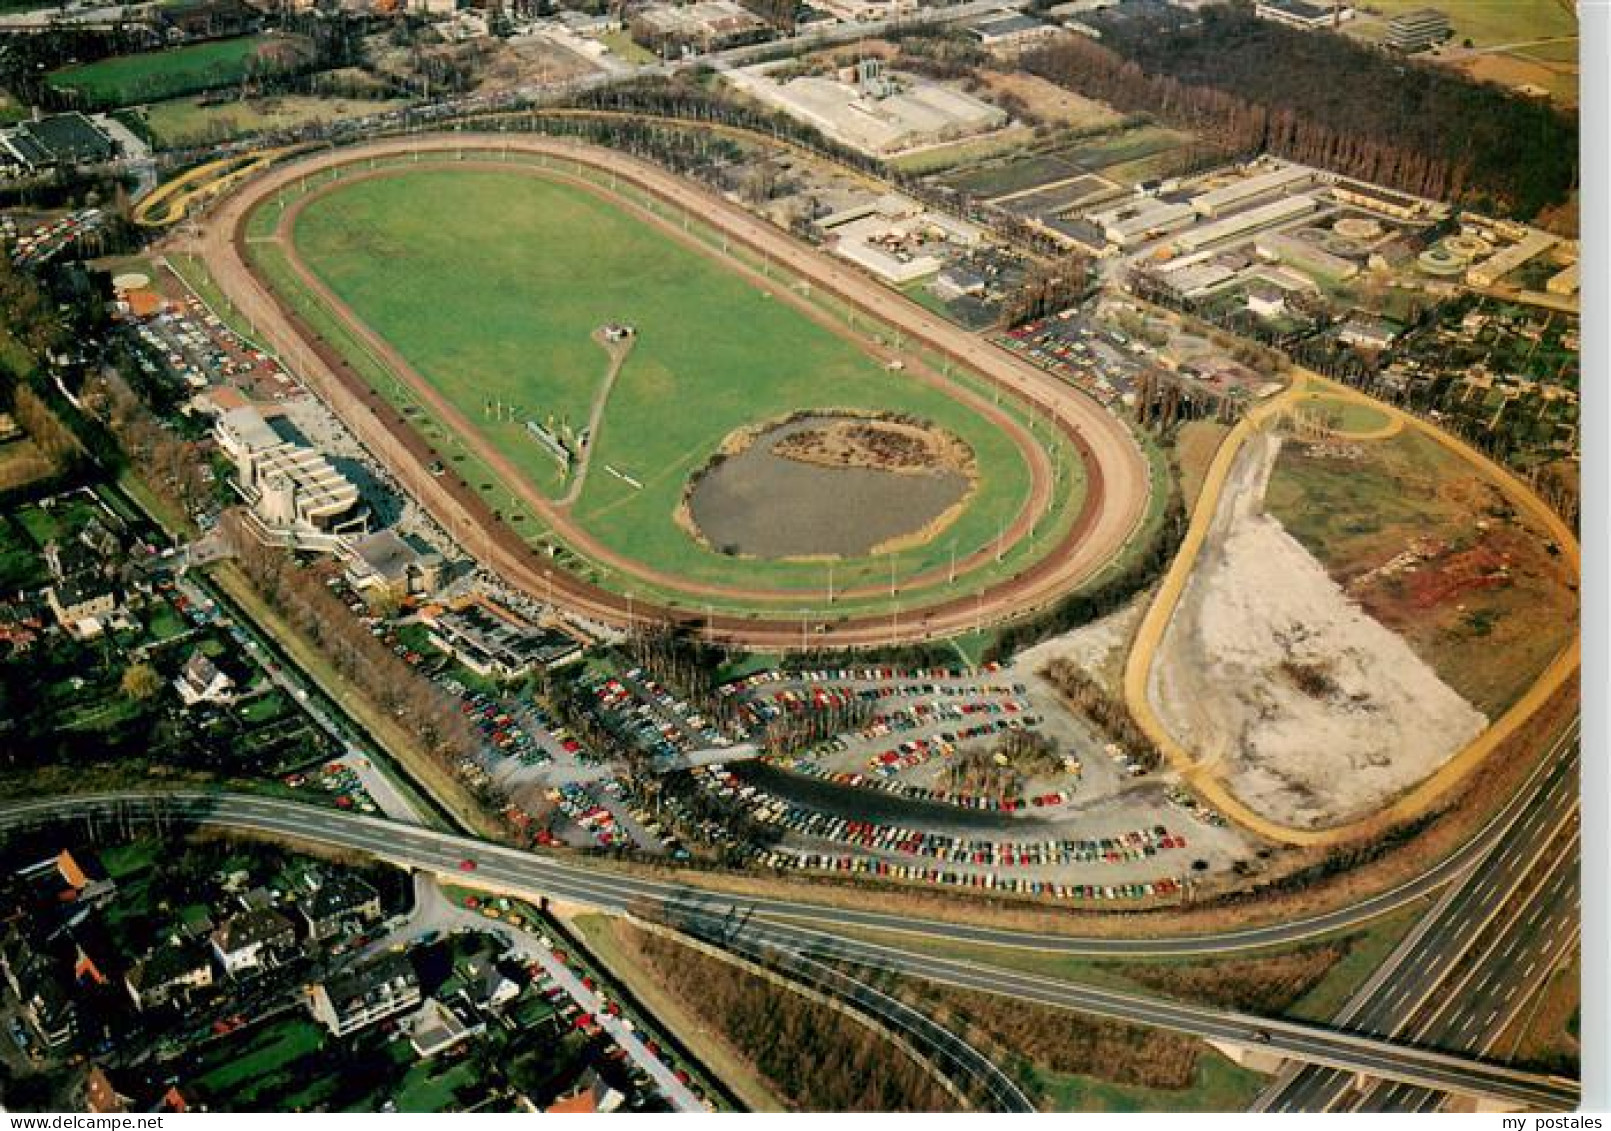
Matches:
[194,134,1152,649]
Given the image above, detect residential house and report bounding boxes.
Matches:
[306,955,420,1036]
[407,998,481,1059]
[174,651,235,707]
[210,908,296,976]
[126,942,215,1011]
[297,873,382,943]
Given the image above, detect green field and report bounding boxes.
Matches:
[1355,0,1575,48]
[1036,1050,1266,1113]
[253,159,1085,618]
[48,35,300,107]
[140,93,406,148]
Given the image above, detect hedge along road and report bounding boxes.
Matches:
[1121,372,1581,848]
[193,134,1151,648]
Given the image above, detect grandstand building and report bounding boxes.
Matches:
[215,405,366,549]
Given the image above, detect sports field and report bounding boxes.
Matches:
[256,161,1084,613]
[48,34,302,107]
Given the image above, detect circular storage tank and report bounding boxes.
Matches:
[1333,217,1383,241]
[1444,233,1492,259]
[1320,233,1366,258]
[1417,243,1467,277]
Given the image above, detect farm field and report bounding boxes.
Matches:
[48,34,305,107]
[258,161,1084,613]
[932,124,1198,201]
[141,93,407,147]
[1263,426,1577,717]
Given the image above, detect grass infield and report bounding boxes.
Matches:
[251,159,1086,617]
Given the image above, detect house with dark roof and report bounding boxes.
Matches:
[210,908,296,976]
[297,873,382,942]
[125,941,214,1011]
[306,955,420,1036]
[175,651,235,707]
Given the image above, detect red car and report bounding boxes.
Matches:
[458,858,477,872]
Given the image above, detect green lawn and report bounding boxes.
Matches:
[1036,1048,1267,1112]
[0,517,46,591]
[394,1055,478,1112]
[1356,0,1574,48]
[257,160,1080,616]
[48,35,297,108]
[599,30,657,65]
[141,93,406,148]
[196,1017,326,1099]
[1292,393,1392,436]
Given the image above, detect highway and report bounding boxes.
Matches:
[1255,722,1581,1112]
[676,914,1037,1112]
[0,790,1578,1110]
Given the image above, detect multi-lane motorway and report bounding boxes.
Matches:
[0,783,1578,1110]
[1256,724,1582,1112]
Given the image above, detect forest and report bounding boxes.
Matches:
[1024,5,1576,219]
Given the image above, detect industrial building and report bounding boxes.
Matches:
[967,9,1061,51]
[1255,230,1360,280]
[1383,7,1450,52]
[1330,178,1440,221]
[1189,162,1315,218]
[1253,0,1353,30]
[1466,229,1558,288]
[0,114,116,176]
[215,405,366,547]
[1172,193,1319,254]
[1087,198,1196,249]
[725,60,1007,157]
[808,0,915,20]
[819,193,983,285]
[1546,262,1580,297]
[629,0,768,55]
[1156,259,1238,299]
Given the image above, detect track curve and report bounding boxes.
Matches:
[192,134,1151,648]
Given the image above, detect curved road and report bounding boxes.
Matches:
[191,134,1151,647]
[0,790,1575,1109]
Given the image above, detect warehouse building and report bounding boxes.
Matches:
[1189,162,1315,218]
[630,0,768,55]
[1087,198,1196,249]
[967,10,1061,51]
[1172,193,1319,254]
[726,61,1008,157]
[1466,229,1558,288]
[1255,230,1360,281]
[1253,0,1353,30]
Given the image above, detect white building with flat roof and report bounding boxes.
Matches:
[725,64,1007,157]
[216,405,366,547]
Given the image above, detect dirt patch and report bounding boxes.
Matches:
[1265,431,1578,717]
[1149,430,1488,830]
[774,416,974,478]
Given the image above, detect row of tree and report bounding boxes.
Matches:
[218,510,486,790]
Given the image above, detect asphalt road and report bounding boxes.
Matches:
[0,789,1578,1109]
[1255,722,1581,1112]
